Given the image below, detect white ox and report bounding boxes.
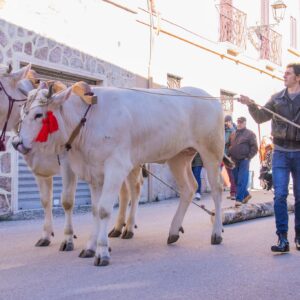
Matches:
[0,65,143,254]
[14,83,225,266]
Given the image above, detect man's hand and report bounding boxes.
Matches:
[238,95,255,105]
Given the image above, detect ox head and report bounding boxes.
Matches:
[12,81,71,154]
[0,64,34,126]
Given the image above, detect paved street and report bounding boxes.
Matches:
[0,191,299,300]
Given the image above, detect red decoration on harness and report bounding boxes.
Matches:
[35,111,59,142]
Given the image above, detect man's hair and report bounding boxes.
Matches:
[287,63,300,76]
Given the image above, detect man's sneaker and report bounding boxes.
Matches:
[235,201,242,207]
[195,193,201,200]
[227,194,236,200]
[242,194,252,204]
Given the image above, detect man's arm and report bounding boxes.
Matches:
[239,95,274,124]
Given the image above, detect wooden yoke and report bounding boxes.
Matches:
[51,81,67,94]
[26,70,40,88]
[72,81,97,105]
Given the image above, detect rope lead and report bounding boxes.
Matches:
[140,165,215,216]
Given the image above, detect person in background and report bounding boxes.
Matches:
[224,115,237,200]
[192,152,203,200]
[228,117,258,207]
[239,62,300,253]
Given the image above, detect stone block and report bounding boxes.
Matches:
[1,153,11,173]
[0,177,11,192]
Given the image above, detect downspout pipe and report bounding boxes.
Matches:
[147,0,154,201]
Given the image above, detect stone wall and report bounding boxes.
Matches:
[0,19,138,88]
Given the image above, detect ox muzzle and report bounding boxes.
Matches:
[12,136,31,155]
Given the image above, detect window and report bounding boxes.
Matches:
[290,16,297,49]
[219,0,233,44]
[167,74,181,89]
[221,90,235,114]
[218,0,247,50]
[260,0,270,61]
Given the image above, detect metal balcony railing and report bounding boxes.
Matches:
[217,3,247,50]
[248,25,282,66]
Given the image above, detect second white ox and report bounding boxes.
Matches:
[14,83,224,266]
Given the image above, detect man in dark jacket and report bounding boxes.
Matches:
[228,117,258,207]
[224,115,237,200]
[239,63,300,253]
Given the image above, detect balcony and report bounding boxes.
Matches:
[217,3,247,51]
[248,25,282,66]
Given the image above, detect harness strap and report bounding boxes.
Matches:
[0,81,27,151]
[65,104,92,151]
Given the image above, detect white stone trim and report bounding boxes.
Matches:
[14,55,107,85]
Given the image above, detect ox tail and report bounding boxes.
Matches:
[222,154,235,169]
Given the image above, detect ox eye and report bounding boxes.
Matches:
[34,113,43,120]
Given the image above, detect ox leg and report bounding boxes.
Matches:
[167,153,195,244]
[79,183,102,258]
[94,166,129,266]
[35,176,54,247]
[122,166,143,239]
[201,151,223,245]
[108,181,129,238]
[59,160,77,252]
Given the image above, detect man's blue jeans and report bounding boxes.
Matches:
[272,150,300,234]
[192,166,202,194]
[232,159,250,202]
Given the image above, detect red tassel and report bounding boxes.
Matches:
[47,111,58,133]
[35,111,59,143]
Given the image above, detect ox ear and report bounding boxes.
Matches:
[16,79,34,96]
[47,87,72,110]
[12,64,31,82]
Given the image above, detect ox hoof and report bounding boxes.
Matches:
[79,249,95,258]
[167,235,180,244]
[121,230,134,239]
[59,241,74,252]
[94,255,110,267]
[179,226,184,234]
[108,228,122,238]
[211,234,223,245]
[35,238,51,247]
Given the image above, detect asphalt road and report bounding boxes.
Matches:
[0,194,299,300]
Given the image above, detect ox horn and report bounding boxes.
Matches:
[46,83,54,98]
[7,64,12,74]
